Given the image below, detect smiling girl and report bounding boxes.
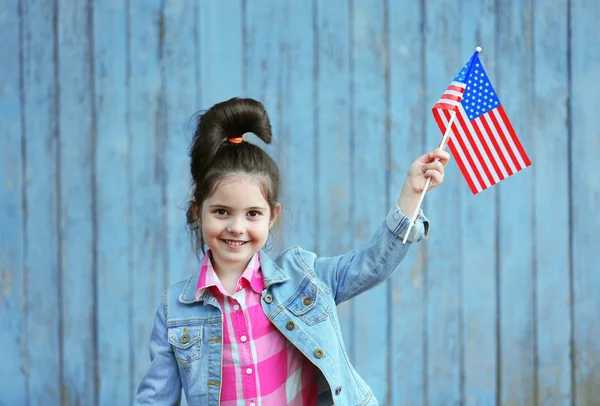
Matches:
[133,97,449,406]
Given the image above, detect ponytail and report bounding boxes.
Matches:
[185,98,281,253]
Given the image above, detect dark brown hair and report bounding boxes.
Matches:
[186,97,281,253]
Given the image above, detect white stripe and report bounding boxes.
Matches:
[247,301,261,401]
[436,98,461,107]
[453,108,493,188]
[223,297,245,401]
[449,80,467,89]
[456,105,502,183]
[481,112,518,173]
[438,110,483,192]
[470,115,510,179]
[443,90,464,98]
[491,108,528,169]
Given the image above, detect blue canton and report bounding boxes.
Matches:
[454,54,501,120]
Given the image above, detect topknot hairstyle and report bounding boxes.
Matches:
[185,97,281,253]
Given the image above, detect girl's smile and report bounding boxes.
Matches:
[200,175,280,280]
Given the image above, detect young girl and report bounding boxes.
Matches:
[133,98,449,406]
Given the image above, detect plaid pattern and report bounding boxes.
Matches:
[196,252,318,405]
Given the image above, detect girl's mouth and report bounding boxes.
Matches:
[223,239,247,247]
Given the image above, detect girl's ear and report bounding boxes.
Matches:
[191,200,201,227]
[269,203,282,229]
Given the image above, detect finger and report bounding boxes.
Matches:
[427,149,451,165]
[422,160,444,175]
[424,169,444,186]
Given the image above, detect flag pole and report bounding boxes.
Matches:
[402,111,456,244]
[401,45,481,244]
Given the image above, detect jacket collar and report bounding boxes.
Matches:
[178,250,290,304]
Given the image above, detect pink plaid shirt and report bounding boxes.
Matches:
[196,251,318,405]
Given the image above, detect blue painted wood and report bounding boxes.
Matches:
[21,0,61,404]
[315,0,354,358]
[571,0,600,404]
[0,1,27,404]
[243,0,281,164]
[197,0,244,109]
[532,2,572,405]
[350,0,390,401]
[276,2,316,252]
[387,2,427,404]
[162,0,199,287]
[458,3,498,406]
[496,1,536,405]
[423,2,462,404]
[92,1,131,404]
[4,1,600,404]
[128,0,165,397]
[57,1,96,404]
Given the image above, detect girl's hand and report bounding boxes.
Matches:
[397,149,451,215]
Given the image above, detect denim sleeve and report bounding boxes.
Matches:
[313,203,429,304]
[132,292,182,406]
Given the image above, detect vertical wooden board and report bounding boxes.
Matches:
[350,0,389,401]
[531,2,572,405]
[315,0,354,358]
[457,2,498,405]
[0,0,27,403]
[57,1,95,404]
[163,0,199,287]
[275,3,316,251]
[128,0,165,396]
[495,1,536,404]
[571,1,600,404]
[243,0,281,166]
[21,0,61,403]
[92,1,131,403]
[387,1,427,404]
[197,0,243,109]
[423,1,462,404]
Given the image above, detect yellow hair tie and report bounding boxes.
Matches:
[228,136,244,144]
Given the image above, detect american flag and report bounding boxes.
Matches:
[432,51,532,194]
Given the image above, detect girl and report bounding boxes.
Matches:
[134,98,449,406]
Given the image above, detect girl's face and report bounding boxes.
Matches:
[200,175,280,272]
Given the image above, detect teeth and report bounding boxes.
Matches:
[225,240,245,246]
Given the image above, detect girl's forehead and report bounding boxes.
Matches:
[205,175,269,206]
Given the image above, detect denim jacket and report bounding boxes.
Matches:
[133,203,429,406]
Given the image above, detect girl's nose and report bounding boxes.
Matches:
[227,217,244,234]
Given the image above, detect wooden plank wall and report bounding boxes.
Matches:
[0,1,598,405]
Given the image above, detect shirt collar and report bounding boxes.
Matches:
[196,251,264,299]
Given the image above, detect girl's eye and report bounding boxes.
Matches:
[247,210,261,218]
[215,209,228,216]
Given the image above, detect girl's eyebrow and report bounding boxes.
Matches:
[209,204,267,211]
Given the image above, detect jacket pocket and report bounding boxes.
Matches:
[168,324,203,366]
[286,279,330,325]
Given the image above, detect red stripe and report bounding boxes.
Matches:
[448,84,466,93]
[433,107,479,194]
[440,93,463,103]
[443,109,487,192]
[477,113,515,176]
[447,138,479,194]
[434,102,459,111]
[432,108,449,134]
[498,106,532,166]
[454,110,496,186]
[464,113,506,182]
[487,110,521,172]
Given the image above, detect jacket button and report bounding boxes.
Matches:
[314,349,324,359]
[286,321,295,330]
[303,297,313,306]
[180,327,190,344]
[264,294,273,304]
